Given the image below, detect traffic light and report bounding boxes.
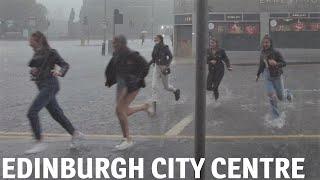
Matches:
[114,9,123,25]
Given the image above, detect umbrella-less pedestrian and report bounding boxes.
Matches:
[207,38,232,101]
[26,31,84,154]
[149,35,181,114]
[256,35,293,119]
[105,35,152,150]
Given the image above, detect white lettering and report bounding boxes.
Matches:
[211,158,226,179]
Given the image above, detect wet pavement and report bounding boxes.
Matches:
[0,40,319,179]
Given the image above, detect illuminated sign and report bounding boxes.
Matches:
[290,13,309,18]
[226,14,242,21]
[175,14,192,25]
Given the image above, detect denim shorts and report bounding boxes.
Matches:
[116,76,140,96]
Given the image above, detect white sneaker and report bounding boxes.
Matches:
[115,139,134,150]
[146,102,156,117]
[25,142,47,154]
[70,131,85,148]
[286,89,293,102]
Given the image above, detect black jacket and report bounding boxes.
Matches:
[207,48,231,72]
[28,48,69,81]
[257,48,286,78]
[149,43,173,66]
[105,48,149,88]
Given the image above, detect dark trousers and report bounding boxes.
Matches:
[207,68,224,99]
[27,78,75,140]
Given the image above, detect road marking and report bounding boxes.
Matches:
[164,114,193,136]
[291,89,320,93]
[0,132,319,141]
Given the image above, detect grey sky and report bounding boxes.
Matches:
[36,0,83,21]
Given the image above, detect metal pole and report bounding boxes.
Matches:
[151,0,154,38]
[102,0,107,56]
[113,9,116,38]
[195,0,208,179]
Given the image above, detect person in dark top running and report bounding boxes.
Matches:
[207,38,232,101]
[26,31,84,154]
[149,34,180,114]
[256,35,293,119]
[105,35,152,150]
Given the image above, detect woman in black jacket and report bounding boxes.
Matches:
[105,35,151,150]
[207,38,232,100]
[149,35,180,114]
[26,31,83,154]
[256,35,293,119]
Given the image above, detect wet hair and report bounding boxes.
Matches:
[31,31,50,49]
[114,35,127,46]
[261,34,273,49]
[156,34,164,44]
[210,38,219,48]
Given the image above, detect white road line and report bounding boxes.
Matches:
[164,89,231,137]
[291,89,320,92]
[165,114,193,136]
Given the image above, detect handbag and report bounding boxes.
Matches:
[161,66,171,75]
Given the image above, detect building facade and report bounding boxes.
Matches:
[79,0,173,40]
[174,0,320,57]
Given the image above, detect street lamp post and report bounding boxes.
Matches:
[195,0,208,179]
[102,0,107,56]
[151,0,154,38]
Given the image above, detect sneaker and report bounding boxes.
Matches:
[25,142,47,154]
[174,89,181,101]
[146,102,156,117]
[70,131,85,148]
[286,89,293,102]
[115,139,134,150]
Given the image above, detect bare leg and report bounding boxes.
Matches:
[127,103,148,117]
[116,88,129,139]
[116,89,140,140]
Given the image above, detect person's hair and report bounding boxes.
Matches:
[156,34,164,44]
[114,35,127,46]
[261,34,273,49]
[31,31,50,49]
[210,38,219,49]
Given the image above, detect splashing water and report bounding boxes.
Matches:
[240,104,256,112]
[221,86,234,100]
[264,112,287,129]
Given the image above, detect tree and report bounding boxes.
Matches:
[0,0,48,32]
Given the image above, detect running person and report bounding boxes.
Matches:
[256,35,293,119]
[26,31,83,154]
[149,35,180,114]
[105,35,151,150]
[207,38,232,101]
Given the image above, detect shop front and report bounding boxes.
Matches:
[269,12,320,48]
[173,0,320,57]
[174,14,192,57]
[208,13,261,51]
